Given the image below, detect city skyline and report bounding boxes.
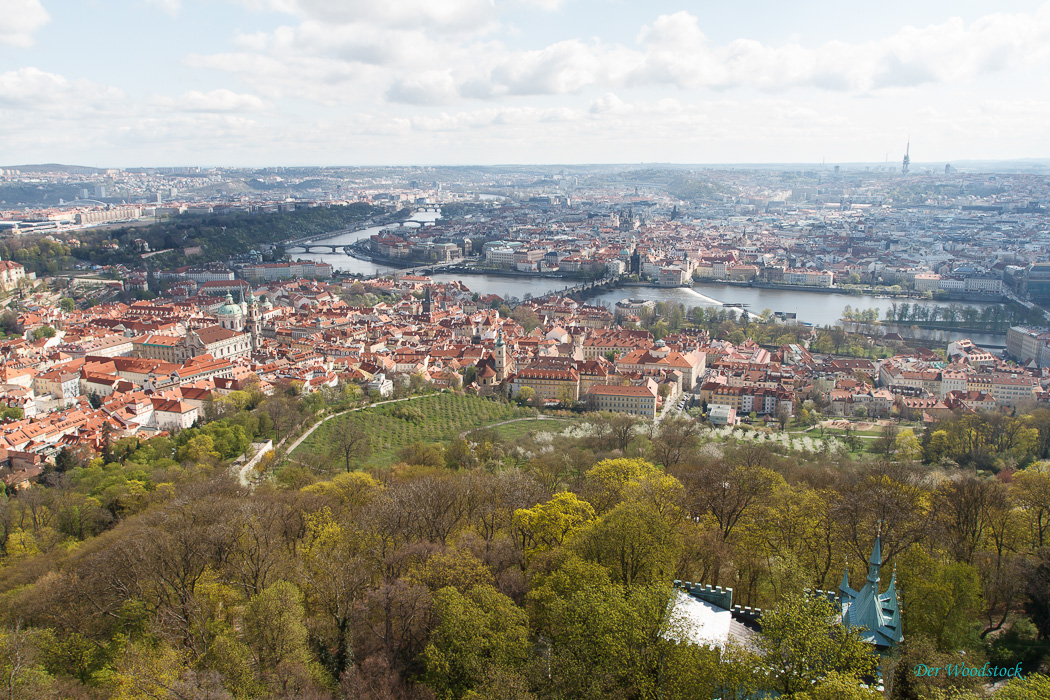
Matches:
[3,1,1050,166]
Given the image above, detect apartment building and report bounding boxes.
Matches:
[585,382,658,418]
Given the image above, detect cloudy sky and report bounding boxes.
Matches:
[2,0,1050,166]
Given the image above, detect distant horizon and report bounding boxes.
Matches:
[5,157,1050,174]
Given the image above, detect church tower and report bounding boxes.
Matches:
[494,328,508,381]
[423,285,434,317]
[246,287,262,351]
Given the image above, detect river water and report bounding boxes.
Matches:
[292,210,444,277]
[293,211,1006,346]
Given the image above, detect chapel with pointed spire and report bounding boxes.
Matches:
[838,533,903,649]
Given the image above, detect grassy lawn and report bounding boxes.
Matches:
[817,428,885,438]
[294,393,526,468]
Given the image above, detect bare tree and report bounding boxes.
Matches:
[329,418,371,472]
[609,413,641,452]
[831,462,932,567]
[264,397,300,443]
[650,416,701,469]
[584,412,613,451]
[227,498,289,598]
[934,476,996,565]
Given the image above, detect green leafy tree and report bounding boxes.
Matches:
[244,581,316,674]
[755,593,878,696]
[896,548,984,651]
[570,501,680,586]
[585,457,663,513]
[513,492,595,560]
[992,674,1050,700]
[533,578,674,700]
[894,429,922,462]
[423,585,531,700]
[794,671,882,700]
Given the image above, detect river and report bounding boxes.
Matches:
[584,283,1007,347]
[292,211,1006,346]
[291,210,444,277]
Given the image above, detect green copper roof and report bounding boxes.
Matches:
[840,535,903,649]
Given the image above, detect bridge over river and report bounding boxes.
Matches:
[283,220,438,254]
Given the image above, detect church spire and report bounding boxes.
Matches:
[840,526,902,649]
[867,536,882,585]
[867,525,883,585]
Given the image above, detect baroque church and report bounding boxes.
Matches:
[475,329,514,393]
[213,289,264,352]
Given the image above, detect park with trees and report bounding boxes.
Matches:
[0,377,1049,698]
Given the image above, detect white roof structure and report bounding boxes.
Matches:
[665,590,733,647]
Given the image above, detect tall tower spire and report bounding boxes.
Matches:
[867,535,882,585]
[246,285,261,351]
[902,139,910,175]
[840,526,903,649]
[494,328,507,381]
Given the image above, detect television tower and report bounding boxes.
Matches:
[902,139,910,175]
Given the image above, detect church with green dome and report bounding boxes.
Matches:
[214,291,245,332]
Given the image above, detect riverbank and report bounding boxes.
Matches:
[695,278,1008,304]
[346,242,604,281]
[840,320,1007,348]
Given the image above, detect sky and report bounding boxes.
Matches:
[3,0,1050,167]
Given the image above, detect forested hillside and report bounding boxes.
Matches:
[0,203,385,276]
[1,387,1049,699]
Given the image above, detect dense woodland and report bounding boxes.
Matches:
[1,376,1050,699]
[0,203,385,276]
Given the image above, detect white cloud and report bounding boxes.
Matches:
[165,89,268,112]
[407,104,583,132]
[449,6,1050,99]
[514,0,564,10]
[289,21,445,67]
[0,0,50,47]
[237,0,497,33]
[629,7,1050,93]
[145,0,182,16]
[0,68,274,164]
[0,67,125,109]
[8,2,1050,165]
[386,72,460,105]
